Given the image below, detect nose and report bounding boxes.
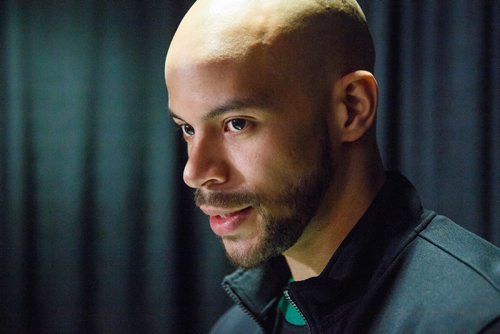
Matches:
[183,135,228,189]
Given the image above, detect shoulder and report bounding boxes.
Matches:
[415,213,500,294]
[210,305,262,334]
[373,212,500,332]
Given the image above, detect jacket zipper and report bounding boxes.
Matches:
[284,289,312,333]
[222,283,267,332]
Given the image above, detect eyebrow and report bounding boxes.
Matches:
[169,97,267,122]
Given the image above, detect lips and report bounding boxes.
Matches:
[200,206,253,237]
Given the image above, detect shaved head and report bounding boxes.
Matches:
[166,0,374,99]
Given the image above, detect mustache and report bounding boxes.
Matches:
[195,189,259,208]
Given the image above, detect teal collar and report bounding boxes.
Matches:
[277,279,306,326]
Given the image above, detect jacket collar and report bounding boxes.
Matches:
[222,255,290,329]
[222,172,426,331]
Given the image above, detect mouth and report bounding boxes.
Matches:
[200,206,253,237]
[199,205,252,217]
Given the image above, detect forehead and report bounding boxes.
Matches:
[164,0,320,117]
[166,50,284,118]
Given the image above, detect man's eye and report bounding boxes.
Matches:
[180,124,195,136]
[225,119,247,133]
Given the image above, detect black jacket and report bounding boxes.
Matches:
[211,173,500,333]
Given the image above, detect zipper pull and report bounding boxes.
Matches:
[283,289,308,327]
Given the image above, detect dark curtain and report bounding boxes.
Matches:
[360,0,500,243]
[1,1,498,333]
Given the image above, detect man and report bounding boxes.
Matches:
[165,0,500,332]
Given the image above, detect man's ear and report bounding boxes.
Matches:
[336,70,378,143]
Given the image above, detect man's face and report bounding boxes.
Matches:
[166,49,333,268]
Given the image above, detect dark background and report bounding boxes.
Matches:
[1,0,499,333]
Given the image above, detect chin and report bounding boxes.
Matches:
[222,237,270,269]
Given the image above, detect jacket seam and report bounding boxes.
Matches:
[416,233,500,294]
[368,210,435,287]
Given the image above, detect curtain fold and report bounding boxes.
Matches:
[360,0,500,243]
[1,1,498,333]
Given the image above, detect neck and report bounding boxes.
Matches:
[283,149,385,281]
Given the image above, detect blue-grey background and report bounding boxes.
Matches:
[1,0,499,333]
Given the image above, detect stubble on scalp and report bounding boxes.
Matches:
[166,0,375,84]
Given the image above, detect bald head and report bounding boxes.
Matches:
[166,0,374,90]
[165,0,384,270]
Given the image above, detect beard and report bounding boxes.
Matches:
[195,134,333,269]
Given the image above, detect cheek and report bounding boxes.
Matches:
[229,135,313,192]
[225,107,325,187]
